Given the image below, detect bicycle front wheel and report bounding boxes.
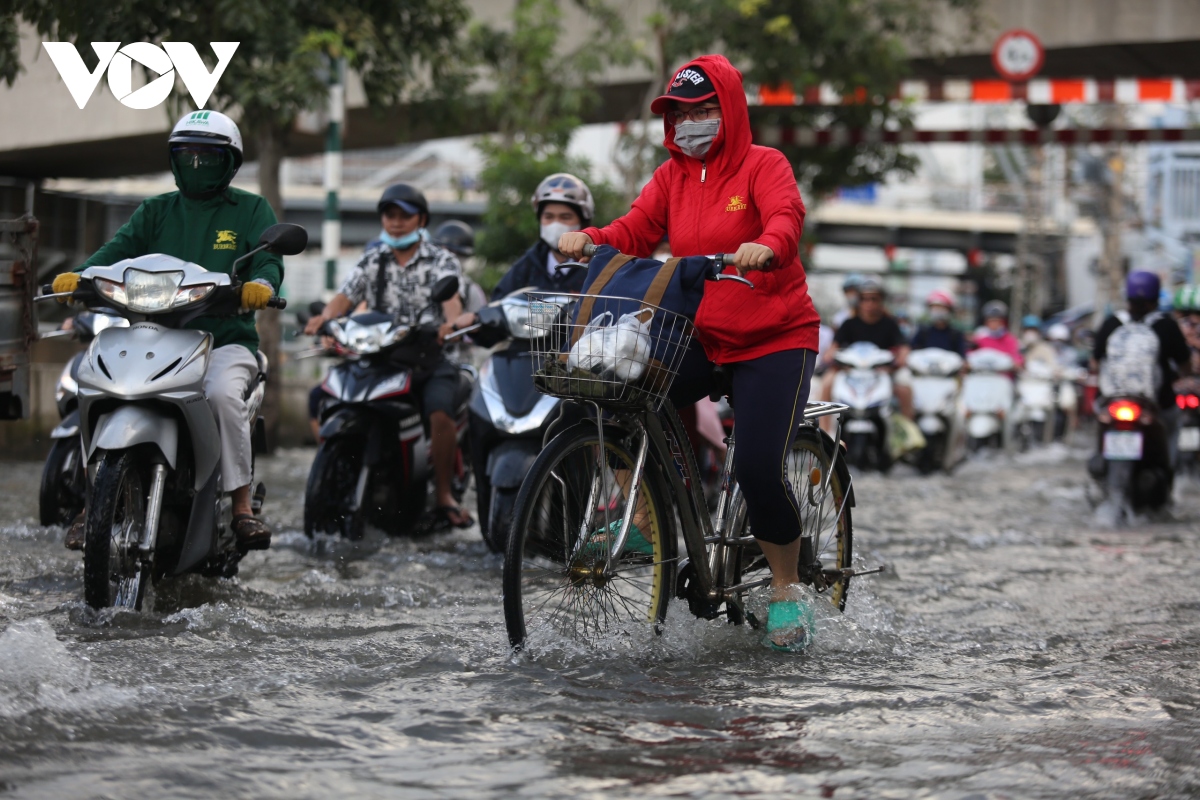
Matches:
[503,422,677,650]
[731,425,853,613]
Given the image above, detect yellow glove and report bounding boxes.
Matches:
[52,272,80,303]
[241,281,273,310]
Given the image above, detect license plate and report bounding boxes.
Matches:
[1181,427,1200,452]
[1103,430,1144,461]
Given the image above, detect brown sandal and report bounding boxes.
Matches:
[232,514,272,550]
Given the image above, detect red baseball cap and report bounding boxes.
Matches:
[650,64,718,115]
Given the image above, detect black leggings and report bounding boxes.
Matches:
[669,346,817,545]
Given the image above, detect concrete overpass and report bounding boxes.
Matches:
[2,0,1200,181]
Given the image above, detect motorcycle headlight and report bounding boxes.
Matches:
[123,269,184,313]
[503,303,534,339]
[174,283,215,307]
[344,322,392,355]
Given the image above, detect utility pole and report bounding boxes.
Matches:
[1094,101,1127,326]
[1013,104,1059,331]
[323,58,345,292]
[1101,152,1126,310]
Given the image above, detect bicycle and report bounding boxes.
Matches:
[502,247,881,649]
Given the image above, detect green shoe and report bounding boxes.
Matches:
[583,520,654,557]
[765,598,814,652]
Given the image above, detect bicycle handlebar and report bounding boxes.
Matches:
[578,243,759,288]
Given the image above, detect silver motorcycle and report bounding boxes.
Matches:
[40,223,306,610]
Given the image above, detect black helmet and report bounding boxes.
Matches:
[433,220,475,257]
[377,183,429,224]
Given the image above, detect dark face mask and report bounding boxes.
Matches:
[171,146,234,199]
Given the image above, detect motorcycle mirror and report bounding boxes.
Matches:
[430,275,460,305]
[258,223,309,256]
[309,300,327,316]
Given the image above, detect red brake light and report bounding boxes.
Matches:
[1108,400,1141,423]
[1178,395,1187,409]
[1189,395,1200,409]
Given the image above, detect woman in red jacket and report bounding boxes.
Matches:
[559,55,821,651]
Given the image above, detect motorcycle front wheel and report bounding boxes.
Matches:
[304,437,366,540]
[39,437,86,526]
[483,485,518,554]
[83,450,149,611]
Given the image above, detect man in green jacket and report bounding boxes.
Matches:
[53,110,282,550]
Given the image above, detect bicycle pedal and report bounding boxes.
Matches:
[745,611,761,630]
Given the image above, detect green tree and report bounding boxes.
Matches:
[0,0,469,445]
[656,0,982,196]
[470,0,627,274]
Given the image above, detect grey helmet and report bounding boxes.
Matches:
[168,110,244,170]
[531,173,594,223]
[982,300,1009,320]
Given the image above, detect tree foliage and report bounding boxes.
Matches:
[656,0,982,196]
[470,0,627,269]
[474,144,624,287]
[0,0,470,448]
[0,0,470,205]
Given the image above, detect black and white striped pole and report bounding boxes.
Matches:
[322,58,345,291]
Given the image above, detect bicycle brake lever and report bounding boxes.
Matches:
[713,273,755,288]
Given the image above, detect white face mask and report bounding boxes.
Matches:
[674,119,720,159]
[541,221,578,252]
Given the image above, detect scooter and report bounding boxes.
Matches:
[304,275,473,540]
[39,311,128,526]
[40,223,305,611]
[963,348,1016,451]
[907,347,965,474]
[1014,359,1057,449]
[832,341,895,472]
[1173,380,1200,475]
[1088,394,1172,519]
[456,287,570,553]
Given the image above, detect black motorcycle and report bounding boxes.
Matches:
[1088,394,1173,519]
[39,312,128,526]
[303,276,473,540]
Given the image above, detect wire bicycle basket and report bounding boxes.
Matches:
[527,291,696,410]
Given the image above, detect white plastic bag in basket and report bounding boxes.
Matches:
[611,310,653,382]
[566,311,614,373]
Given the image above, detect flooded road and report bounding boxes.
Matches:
[2,445,1199,798]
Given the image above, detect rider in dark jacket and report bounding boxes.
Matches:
[488,173,595,301]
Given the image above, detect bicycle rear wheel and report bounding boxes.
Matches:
[503,421,677,650]
[730,425,853,614]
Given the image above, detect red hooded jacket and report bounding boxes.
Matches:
[581,55,819,362]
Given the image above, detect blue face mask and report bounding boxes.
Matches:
[380,227,425,249]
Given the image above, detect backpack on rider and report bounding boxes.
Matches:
[1099,308,1163,400]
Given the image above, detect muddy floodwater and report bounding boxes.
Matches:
[2,445,1199,798]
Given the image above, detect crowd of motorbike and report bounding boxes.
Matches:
[36,210,1200,611]
[827,317,1087,476]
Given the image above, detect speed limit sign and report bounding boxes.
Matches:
[992,29,1044,81]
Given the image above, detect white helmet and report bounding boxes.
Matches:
[1047,323,1071,342]
[169,110,244,170]
[531,173,594,223]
